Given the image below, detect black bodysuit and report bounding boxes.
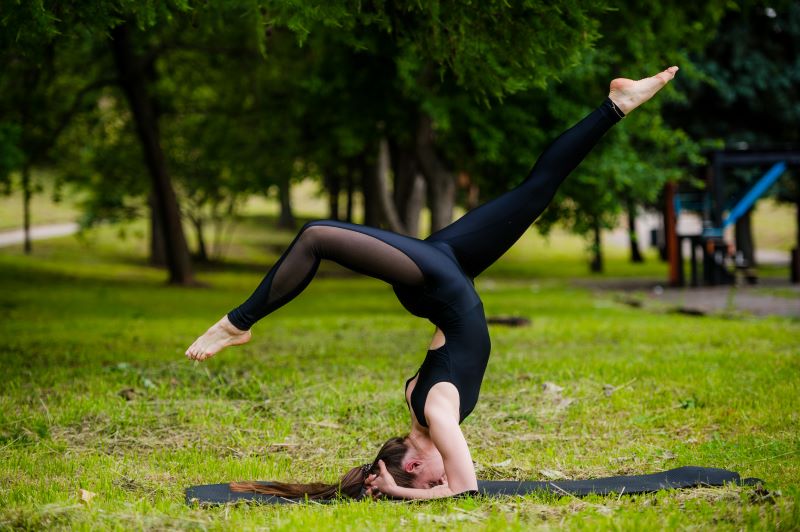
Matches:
[227,99,623,427]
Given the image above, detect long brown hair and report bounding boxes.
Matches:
[230,436,416,499]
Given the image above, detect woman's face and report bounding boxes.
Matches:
[410,449,447,489]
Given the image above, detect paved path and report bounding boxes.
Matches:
[653,284,800,317]
[0,222,80,247]
[575,277,800,318]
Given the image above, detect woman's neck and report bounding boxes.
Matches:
[407,426,436,456]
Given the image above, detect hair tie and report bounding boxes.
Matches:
[360,463,372,480]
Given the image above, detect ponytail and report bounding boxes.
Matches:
[231,464,365,499]
[230,435,415,500]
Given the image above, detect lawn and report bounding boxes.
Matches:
[1,208,798,530]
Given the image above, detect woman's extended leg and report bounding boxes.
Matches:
[186,221,427,360]
[426,68,678,278]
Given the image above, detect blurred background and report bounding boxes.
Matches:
[0,0,797,295]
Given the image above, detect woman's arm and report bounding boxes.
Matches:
[366,383,477,500]
[424,383,479,493]
[366,460,460,500]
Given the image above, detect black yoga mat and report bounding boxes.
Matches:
[186,466,761,505]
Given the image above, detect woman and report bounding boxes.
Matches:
[186,67,679,500]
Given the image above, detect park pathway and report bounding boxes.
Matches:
[0,222,80,248]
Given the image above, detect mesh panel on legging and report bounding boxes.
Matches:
[227,223,425,330]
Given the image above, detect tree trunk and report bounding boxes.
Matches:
[734,207,756,267]
[21,165,32,254]
[192,217,209,262]
[110,23,195,285]
[148,192,166,267]
[375,137,407,234]
[416,114,455,232]
[361,153,380,227]
[391,141,425,238]
[277,177,295,230]
[458,172,480,210]
[326,173,340,220]
[403,176,425,238]
[590,218,604,273]
[345,174,354,223]
[627,197,644,263]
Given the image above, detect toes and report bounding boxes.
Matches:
[657,66,679,82]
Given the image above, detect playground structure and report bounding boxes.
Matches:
[663,149,800,287]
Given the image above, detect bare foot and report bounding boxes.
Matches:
[185,315,252,361]
[608,66,679,114]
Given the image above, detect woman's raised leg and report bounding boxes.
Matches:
[186,221,426,360]
[426,67,678,279]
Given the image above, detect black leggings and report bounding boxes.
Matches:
[227,99,622,330]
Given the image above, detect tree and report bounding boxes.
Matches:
[0,1,201,282]
[264,0,610,232]
[109,21,196,283]
[522,2,729,271]
[0,5,112,253]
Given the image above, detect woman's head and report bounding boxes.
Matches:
[366,434,446,489]
[230,434,438,499]
[363,435,416,488]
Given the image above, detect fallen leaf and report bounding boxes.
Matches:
[540,469,566,480]
[541,382,563,394]
[78,488,96,505]
[492,459,512,467]
[556,397,575,410]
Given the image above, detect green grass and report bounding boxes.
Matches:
[1,210,798,530]
[752,199,797,253]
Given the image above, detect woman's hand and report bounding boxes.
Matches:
[364,460,398,499]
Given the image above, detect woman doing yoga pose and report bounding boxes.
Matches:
[186,67,679,500]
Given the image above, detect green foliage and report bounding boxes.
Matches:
[385,0,607,100]
[668,1,800,203]
[54,86,148,226]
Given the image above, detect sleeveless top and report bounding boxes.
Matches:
[392,241,491,427]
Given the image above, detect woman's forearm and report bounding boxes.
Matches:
[388,484,458,500]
